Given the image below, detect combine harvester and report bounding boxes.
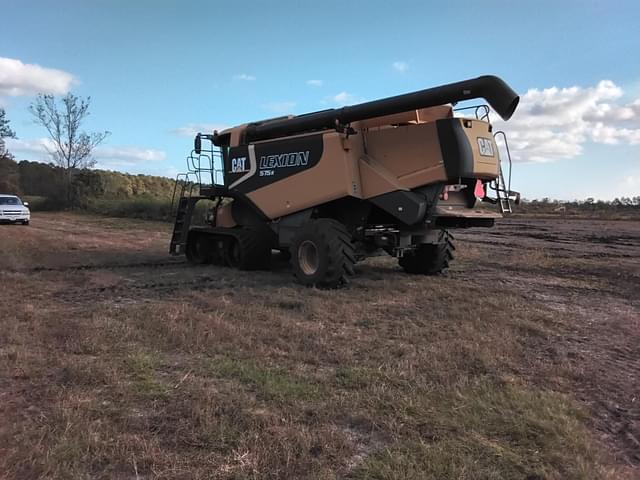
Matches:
[170,75,520,287]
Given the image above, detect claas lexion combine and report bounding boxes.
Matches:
[170,75,520,287]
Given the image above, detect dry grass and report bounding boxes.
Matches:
[0,213,638,479]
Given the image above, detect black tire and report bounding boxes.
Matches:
[22,220,29,225]
[224,227,272,271]
[399,229,455,275]
[290,219,355,288]
[185,232,213,264]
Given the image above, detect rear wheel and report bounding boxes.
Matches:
[291,219,355,288]
[399,229,455,275]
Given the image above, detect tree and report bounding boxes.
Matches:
[0,155,21,194]
[29,93,109,204]
[0,108,17,155]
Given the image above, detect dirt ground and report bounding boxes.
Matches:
[1,212,638,479]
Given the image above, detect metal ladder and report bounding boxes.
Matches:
[493,130,518,214]
[453,104,519,214]
[169,139,225,255]
[169,174,198,254]
[496,166,512,214]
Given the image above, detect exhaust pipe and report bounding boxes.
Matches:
[242,75,519,143]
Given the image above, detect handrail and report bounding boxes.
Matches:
[174,138,225,209]
[453,104,491,121]
[493,131,512,193]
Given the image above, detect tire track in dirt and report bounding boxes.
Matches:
[25,260,188,273]
[463,267,640,466]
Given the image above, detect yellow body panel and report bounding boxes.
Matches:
[224,108,501,220]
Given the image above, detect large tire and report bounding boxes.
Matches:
[224,227,272,271]
[290,219,355,288]
[399,230,455,275]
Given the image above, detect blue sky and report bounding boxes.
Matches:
[2,0,639,200]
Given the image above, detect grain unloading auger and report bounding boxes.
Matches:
[170,75,521,287]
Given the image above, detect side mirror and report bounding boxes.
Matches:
[23,202,29,207]
[194,134,202,154]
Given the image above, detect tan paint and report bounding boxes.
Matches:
[246,132,363,219]
[461,119,500,178]
[358,154,407,198]
[433,205,501,219]
[416,105,453,123]
[226,110,500,220]
[220,125,247,147]
[215,202,237,228]
[358,106,452,128]
[362,122,448,194]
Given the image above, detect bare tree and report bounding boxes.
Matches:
[0,108,16,155]
[29,93,109,169]
[29,93,110,203]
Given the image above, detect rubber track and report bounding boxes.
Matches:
[187,226,273,270]
[232,226,272,270]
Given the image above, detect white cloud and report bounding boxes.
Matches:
[622,174,638,189]
[306,79,323,87]
[171,123,228,137]
[233,73,256,81]
[95,146,166,167]
[0,57,77,96]
[479,80,640,162]
[392,61,408,73]
[325,91,365,106]
[5,137,165,168]
[4,138,56,159]
[606,172,640,199]
[261,101,296,114]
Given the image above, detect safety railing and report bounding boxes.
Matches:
[453,104,491,121]
[171,140,225,213]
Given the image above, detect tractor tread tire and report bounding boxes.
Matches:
[185,232,213,265]
[186,227,272,270]
[291,218,355,288]
[399,229,454,275]
[226,226,272,271]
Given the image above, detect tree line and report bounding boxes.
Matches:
[1,93,113,206]
[1,97,637,220]
[1,96,179,219]
[0,156,176,206]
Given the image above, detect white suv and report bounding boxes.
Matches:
[0,195,30,225]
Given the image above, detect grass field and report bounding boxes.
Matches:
[1,213,638,479]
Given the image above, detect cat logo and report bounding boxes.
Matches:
[230,156,249,173]
[477,137,495,157]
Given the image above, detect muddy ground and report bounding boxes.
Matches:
[0,213,638,479]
